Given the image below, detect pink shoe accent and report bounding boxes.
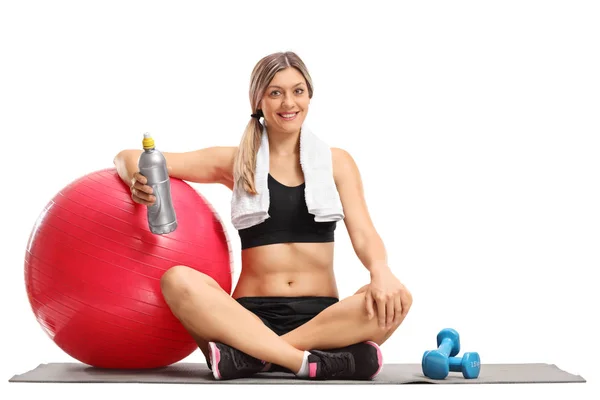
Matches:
[309,362,317,378]
[208,342,222,380]
[365,341,383,379]
[261,362,272,372]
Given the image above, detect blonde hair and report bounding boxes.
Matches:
[233,51,314,194]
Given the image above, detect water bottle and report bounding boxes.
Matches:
[137,132,178,234]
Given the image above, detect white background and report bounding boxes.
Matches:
[1,0,598,398]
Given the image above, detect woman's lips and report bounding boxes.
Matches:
[278,112,298,121]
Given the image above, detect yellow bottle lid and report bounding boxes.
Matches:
[142,132,155,150]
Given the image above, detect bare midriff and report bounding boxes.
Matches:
[231,242,339,299]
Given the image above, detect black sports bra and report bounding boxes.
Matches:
[237,174,337,249]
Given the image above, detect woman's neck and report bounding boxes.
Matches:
[267,128,300,156]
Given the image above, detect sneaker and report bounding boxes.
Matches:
[265,363,293,374]
[207,341,269,380]
[306,341,383,380]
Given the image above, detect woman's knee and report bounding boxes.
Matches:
[160,265,219,303]
[370,316,404,345]
[368,291,413,345]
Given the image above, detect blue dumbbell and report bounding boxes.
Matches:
[422,328,461,380]
[449,352,481,379]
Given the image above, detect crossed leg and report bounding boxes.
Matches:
[160,266,412,373]
[281,283,411,351]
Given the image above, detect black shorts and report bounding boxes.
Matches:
[236,296,339,336]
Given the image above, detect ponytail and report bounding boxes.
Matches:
[233,117,263,195]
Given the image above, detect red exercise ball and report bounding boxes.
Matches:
[24,168,232,369]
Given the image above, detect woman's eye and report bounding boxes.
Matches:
[270,89,304,96]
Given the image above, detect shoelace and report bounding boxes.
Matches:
[311,350,356,378]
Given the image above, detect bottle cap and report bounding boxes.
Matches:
[142,132,155,150]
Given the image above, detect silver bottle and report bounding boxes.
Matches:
[137,132,178,234]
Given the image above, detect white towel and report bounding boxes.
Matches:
[231,124,344,230]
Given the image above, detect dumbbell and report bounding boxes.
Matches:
[448,352,480,379]
[422,328,461,380]
[423,351,481,379]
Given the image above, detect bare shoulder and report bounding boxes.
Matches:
[331,147,359,184]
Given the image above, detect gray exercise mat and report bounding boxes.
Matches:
[9,362,586,384]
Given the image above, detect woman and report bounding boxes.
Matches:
[113,51,412,380]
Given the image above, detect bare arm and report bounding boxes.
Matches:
[332,147,412,328]
[113,146,237,188]
[331,147,388,275]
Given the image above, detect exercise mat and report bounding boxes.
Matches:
[9,362,585,384]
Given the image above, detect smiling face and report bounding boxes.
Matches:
[259,67,310,135]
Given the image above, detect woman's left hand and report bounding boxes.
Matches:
[364,267,412,329]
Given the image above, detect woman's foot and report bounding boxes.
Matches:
[208,340,383,381]
[208,342,270,380]
[301,341,383,380]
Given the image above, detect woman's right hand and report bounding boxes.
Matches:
[130,172,156,206]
